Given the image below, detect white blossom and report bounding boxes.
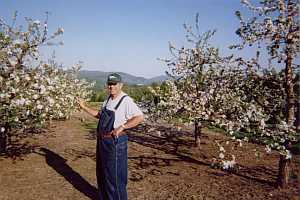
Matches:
[219,146,225,152]
[222,159,236,170]
[57,27,64,34]
[39,85,46,94]
[219,153,225,159]
[285,150,292,160]
[37,104,43,110]
[265,145,272,153]
[33,20,40,25]
[33,94,39,100]
[0,127,5,133]
[15,98,26,106]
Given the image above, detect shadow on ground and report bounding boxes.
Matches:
[0,142,39,160]
[36,148,99,200]
[127,123,277,187]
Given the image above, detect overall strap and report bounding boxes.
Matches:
[114,95,128,110]
[104,95,111,108]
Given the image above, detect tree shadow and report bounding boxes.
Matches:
[128,123,276,187]
[0,127,55,159]
[128,123,210,164]
[0,141,39,160]
[231,165,277,187]
[128,155,183,182]
[37,148,98,200]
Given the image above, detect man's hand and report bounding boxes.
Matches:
[75,97,99,118]
[110,125,125,138]
[110,115,144,138]
[75,97,85,108]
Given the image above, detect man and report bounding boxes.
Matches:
[77,73,144,200]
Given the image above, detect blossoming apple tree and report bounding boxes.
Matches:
[0,13,94,153]
[231,0,299,188]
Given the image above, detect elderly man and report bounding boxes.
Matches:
[78,73,144,200]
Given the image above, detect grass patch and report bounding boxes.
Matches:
[82,121,97,130]
[207,124,226,134]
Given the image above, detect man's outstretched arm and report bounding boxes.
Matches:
[77,98,99,118]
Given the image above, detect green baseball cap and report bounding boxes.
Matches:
[107,73,122,84]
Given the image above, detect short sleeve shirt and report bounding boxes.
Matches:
[101,92,143,128]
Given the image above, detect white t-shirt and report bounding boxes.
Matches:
[101,92,143,128]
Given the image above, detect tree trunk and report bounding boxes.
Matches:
[194,119,201,147]
[285,54,294,126]
[0,125,10,154]
[277,45,294,188]
[0,132,7,153]
[294,73,300,131]
[277,154,291,188]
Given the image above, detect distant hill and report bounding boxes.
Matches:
[146,75,169,84]
[78,70,168,89]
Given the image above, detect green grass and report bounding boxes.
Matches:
[82,121,97,130]
[206,124,226,134]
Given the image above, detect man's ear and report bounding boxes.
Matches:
[119,83,124,89]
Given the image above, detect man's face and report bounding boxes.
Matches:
[107,82,123,96]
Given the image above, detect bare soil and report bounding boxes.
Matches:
[0,111,299,200]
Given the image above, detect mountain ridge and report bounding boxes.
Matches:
[78,70,168,89]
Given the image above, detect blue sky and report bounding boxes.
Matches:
[1,0,253,78]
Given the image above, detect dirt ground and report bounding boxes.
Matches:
[0,111,299,200]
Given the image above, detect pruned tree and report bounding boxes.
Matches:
[149,14,233,147]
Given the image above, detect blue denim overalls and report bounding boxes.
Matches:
[96,95,128,200]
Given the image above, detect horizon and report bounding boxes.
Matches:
[79,69,167,79]
[1,0,259,78]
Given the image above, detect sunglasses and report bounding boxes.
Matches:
[107,82,118,86]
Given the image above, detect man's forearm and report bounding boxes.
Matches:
[123,115,144,129]
[81,104,99,118]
